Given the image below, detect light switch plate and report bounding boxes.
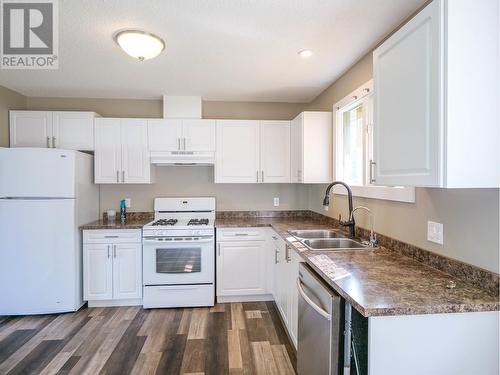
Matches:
[125,198,131,208]
[273,197,280,207]
[427,221,443,245]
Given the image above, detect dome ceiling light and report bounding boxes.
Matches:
[114,30,165,61]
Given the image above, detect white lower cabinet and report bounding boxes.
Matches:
[270,229,300,348]
[216,228,271,302]
[83,230,142,306]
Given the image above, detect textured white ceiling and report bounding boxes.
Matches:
[0,0,425,102]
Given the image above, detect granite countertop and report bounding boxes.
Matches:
[80,217,151,230]
[216,217,500,317]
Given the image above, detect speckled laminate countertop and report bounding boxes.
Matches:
[80,218,151,230]
[216,217,500,317]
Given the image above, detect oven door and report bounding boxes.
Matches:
[143,236,214,285]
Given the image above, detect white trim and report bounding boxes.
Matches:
[87,298,142,307]
[331,184,415,203]
[217,294,274,303]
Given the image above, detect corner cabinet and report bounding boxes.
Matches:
[9,111,98,150]
[94,118,153,184]
[373,0,499,188]
[83,230,142,307]
[291,111,332,183]
[215,120,291,183]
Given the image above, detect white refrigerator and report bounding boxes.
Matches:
[0,148,99,315]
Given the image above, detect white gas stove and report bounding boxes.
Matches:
[142,197,215,309]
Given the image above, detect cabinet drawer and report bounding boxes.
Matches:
[83,229,141,244]
[217,228,266,241]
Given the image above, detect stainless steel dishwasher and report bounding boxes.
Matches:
[297,263,343,375]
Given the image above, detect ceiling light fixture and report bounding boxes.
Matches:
[114,30,165,61]
[298,49,313,58]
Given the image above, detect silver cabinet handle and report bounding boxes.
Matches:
[122,171,125,183]
[218,243,221,256]
[183,138,186,150]
[297,278,331,320]
[256,170,259,183]
[369,160,376,183]
[261,170,264,183]
[275,249,279,264]
[46,137,50,148]
[272,236,278,240]
[104,235,119,238]
[116,171,119,183]
[178,138,181,150]
[52,136,56,148]
[113,245,117,258]
[107,244,110,258]
[285,244,291,262]
[234,233,249,236]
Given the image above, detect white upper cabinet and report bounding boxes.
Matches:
[291,111,332,183]
[52,112,95,151]
[121,119,150,184]
[216,120,291,183]
[183,119,216,151]
[10,111,97,150]
[147,119,182,152]
[10,111,52,148]
[95,118,152,184]
[373,0,499,188]
[216,120,260,183]
[147,119,215,152]
[260,121,291,183]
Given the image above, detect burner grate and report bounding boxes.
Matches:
[187,218,209,226]
[152,219,178,226]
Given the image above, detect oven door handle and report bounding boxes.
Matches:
[296,278,331,320]
[143,237,214,244]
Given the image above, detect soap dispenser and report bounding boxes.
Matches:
[120,199,127,223]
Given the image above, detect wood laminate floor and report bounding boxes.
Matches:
[0,302,296,375]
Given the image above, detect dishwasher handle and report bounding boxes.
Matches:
[296,278,331,321]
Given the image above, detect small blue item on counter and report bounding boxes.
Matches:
[120,199,127,223]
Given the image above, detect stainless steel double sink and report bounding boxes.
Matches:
[288,229,374,251]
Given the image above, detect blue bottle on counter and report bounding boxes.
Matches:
[120,199,127,223]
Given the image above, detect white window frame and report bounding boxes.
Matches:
[332,80,415,203]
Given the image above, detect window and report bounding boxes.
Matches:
[333,80,415,203]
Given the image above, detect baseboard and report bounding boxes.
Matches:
[87,298,142,307]
[217,294,274,303]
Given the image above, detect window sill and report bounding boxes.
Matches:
[331,184,415,203]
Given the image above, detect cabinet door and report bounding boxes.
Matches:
[83,244,113,301]
[112,243,142,300]
[9,111,52,148]
[215,120,260,183]
[52,112,95,150]
[182,119,216,151]
[216,241,266,296]
[94,118,122,183]
[276,239,289,327]
[373,0,441,187]
[121,119,150,183]
[288,251,301,348]
[302,112,332,183]
[260,121,291,183]
[290,114,303,183]
[148,119,182,152]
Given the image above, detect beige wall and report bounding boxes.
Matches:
[26,97,302,121]
[100,167,308,213]
[0,86,26,147]
[305,55,500,273]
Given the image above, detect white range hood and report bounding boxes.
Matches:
[154,95,214,166]
[150,151,214,166]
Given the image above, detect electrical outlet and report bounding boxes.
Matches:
[125,198,131,208]
[273,197,280,207]
[427,221,443,245]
